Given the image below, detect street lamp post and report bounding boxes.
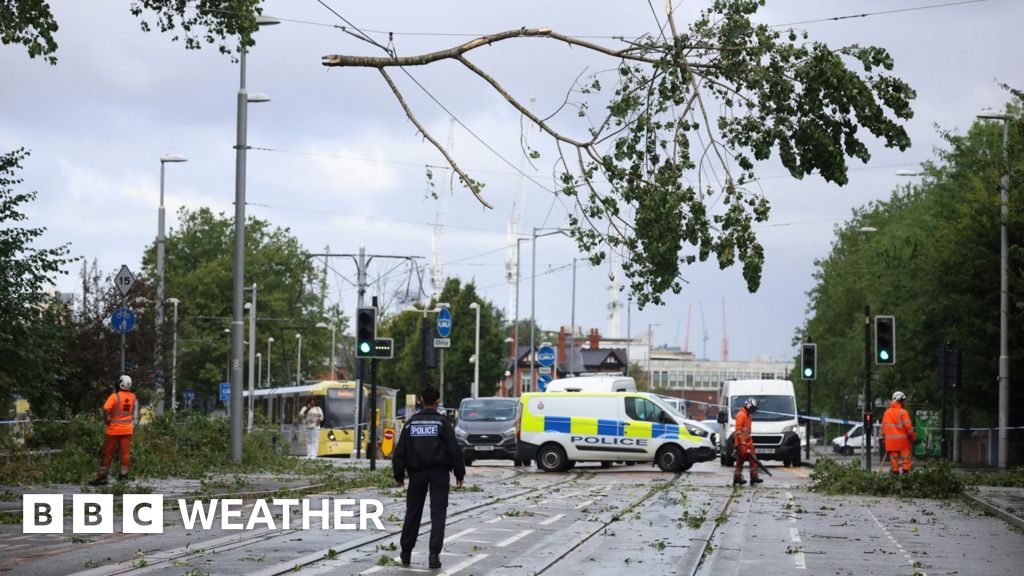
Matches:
[156,154,186,416]
[469,302,481,398]
[256,351,262,419]
[266,337,274,387]
[295,333,302,386]
[858,226,877,470]
[229,15,279,463]
[224,328,231,383]
[245,284,257,431]
[530,227,570,393]
[977,109,1011,469]
[317,322,337,380]
[166,298,180,413]
[647,323,660,384]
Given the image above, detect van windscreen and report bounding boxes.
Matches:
[458,399,517,422]
[730,395,796,422]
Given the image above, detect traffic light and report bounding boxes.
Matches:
[875,315,895,364]
[356,307,377,358]
[800,343,817,380]
[373,338,394,359]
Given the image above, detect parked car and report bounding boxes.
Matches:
[831,424,866,455]
[454,397,526,466]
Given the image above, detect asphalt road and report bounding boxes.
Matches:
[2,460,1022,575]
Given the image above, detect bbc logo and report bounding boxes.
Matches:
[23,494,164,534]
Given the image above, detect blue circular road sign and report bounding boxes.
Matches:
[437,308,452,338]
[537,373,553,392]
[537,344,556,367]
[111,308,136,334]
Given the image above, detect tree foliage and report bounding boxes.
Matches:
[796,92,1022,448]
[322,1,915,306]
[0,148,75,412]
[375,278,506,406]
[0,0,59,64]
[139,208,346,407]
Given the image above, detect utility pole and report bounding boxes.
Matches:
[864,305,873,471]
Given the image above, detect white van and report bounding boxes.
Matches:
[516,392,717,472]
[544,375,636,393]
[717,379,802,467]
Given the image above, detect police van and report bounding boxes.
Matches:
[515,392,717,472]
[544,375,636,393]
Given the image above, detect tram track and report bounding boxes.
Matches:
[59,466,581,576]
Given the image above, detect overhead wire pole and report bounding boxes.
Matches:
[307,249,423,459]
[530,227,570,392]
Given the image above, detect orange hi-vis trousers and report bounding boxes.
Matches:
[887,447,912,473]
[100,434,132,471]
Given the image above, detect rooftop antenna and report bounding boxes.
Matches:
[431,118,455,298]
[507,96,536,323]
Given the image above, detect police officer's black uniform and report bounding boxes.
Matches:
[393,407,466,567]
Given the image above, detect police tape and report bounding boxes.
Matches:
[674,397,1024,430]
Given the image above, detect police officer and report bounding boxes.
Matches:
[393,386,465,569]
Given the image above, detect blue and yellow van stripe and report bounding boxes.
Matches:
[524,413,695,441]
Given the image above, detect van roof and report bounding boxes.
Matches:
[521,391,649,399]
[722,379,795,394]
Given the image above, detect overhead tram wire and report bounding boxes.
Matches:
[770,0,993,27]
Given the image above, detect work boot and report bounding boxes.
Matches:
[428,554,441,569]
[750,477,764,485]
[732,477,747,485]
[400,550,411,566]
[87,473,108,486]
[117,473,129,482]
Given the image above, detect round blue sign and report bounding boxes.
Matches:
[537,344,556,367]
[437,308,452,338]
[111,308,136,334]
[537,373,552,391]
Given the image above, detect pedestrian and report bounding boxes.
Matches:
[300,397,324,459]
[392,386,465,569]
[881,391,916,474]
[733,397,763,485]
[88,375,136,485]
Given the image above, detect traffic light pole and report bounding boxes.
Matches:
[806,381,811,461]
[864,305,872,471]
[370,356,378,471]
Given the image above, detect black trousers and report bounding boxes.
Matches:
[400,467,451,556]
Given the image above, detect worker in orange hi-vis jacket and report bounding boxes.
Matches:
[881,391,916,475]
[88,375,137,485]
[733,397,763,485]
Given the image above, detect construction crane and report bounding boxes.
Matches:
[699,303,709,360]
[430,118,455,299]
[683,304,692,352]
[506,97,535,322]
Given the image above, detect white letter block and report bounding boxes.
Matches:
[23,494,63,534]
[123,494,164,534]
[73,494,113,534]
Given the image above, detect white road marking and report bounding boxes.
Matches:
[444,527,476,543]
[793,551,807,570]
[540,513,565,526]
[865,508,927,576]
[789,528,801,543]
[485,516,503,524]
[574,499,594,509]
[496,529,534,547]
[437,554,488,576]
[460,539,492,544]
[361,567,382,575]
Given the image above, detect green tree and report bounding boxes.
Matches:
[797,92,1022,459]
[0,148,75,413]
[376,278,506,405]
[5,2,915,308]
[138,208,346,407]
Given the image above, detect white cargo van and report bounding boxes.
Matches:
[717,379,802,467]
[516,392,717,472]
[544,375,636,393]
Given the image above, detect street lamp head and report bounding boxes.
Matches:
[296,333,301,339]
[315,322,329,329]
[247,93,271,103]
[857,226,877,234]
[160,154,187,164]
[224,328,231,333]
[244,302,251,310]
[894,169,923,177]
[977,108,1009,121]
[437,302,451,309]
[268,336,275,343]
[165,297,180,305]
[469,302,479,310]
[256,15,281,26]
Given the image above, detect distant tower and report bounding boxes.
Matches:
[431,119,456,299]
[721,297,730,361]
[683,304,692,352]
[607,249,623,338]
[506,97,535,321]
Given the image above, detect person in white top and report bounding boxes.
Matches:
[300,397,324,458]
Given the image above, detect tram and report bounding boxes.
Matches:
[245,380,398,457]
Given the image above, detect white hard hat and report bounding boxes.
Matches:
[118,375,133,391]
[892,391,906,402]
[744,397,759,411]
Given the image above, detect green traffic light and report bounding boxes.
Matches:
[803,367,813,378]
[879,350,890,361]
[358,341,372,354]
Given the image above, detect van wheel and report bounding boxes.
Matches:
[600,461,613,469]
[566,461,576,470]
[793,453,802,467]
[656,445,686,472]
[782,459,791,467]
[537,444,568,472]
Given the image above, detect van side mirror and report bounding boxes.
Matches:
[717,410,727,424]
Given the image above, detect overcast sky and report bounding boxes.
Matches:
[3,0,1020,363]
